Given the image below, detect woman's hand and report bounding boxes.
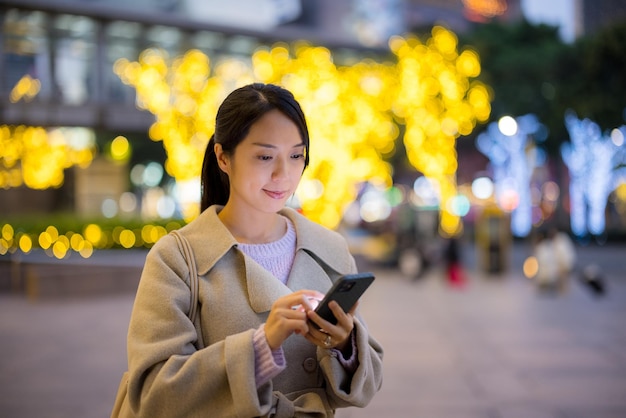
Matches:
[264,290,324,351]
[305,301,358,351]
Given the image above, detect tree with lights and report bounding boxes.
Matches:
[562,112,626,237]
[114,26,490,234]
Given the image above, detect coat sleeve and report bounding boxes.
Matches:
[126,234,272,418]
[315,252,384,410]
[318,315,384,409]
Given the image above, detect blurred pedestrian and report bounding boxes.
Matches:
[549,227,576,292]
[444,237,466,288]
[116,83,383,417]
[533,230,559,293]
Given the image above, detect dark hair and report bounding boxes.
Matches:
[200,83,310,212]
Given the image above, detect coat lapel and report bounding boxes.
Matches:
[242,252,292,313]
[287,251,333,293]
[243,250,334,313]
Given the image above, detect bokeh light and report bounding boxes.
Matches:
[109,136,131,163]
[389,26,491,235]
[498,115,517,136]
[562,113,626,236]
[0,125,96,189]
[115,26,490,231]
[523,256,538,279]
[10,74,40,103]
[476,114,543,237]
[471,176,494,200]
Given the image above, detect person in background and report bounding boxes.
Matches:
[533,230,559,293]
[549,227,576,293]
[444,237,466,288]
[123,83,383,417]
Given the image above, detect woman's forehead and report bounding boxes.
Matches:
[242,110,303,145]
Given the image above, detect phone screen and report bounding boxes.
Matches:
[312,272,375,328]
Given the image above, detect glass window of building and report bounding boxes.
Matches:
[106,20,143,103]
[52,14,97,105]
[145,25,182,55]
[2,9,50,101]
[190,30,225,55]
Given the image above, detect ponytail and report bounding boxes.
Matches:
[200,135,229,212]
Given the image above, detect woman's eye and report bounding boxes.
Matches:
[291,153,304,160]
[258,155,272,161]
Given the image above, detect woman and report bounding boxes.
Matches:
[125,83,383,417]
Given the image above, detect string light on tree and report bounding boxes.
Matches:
[562,112,626,237]
[476,114,543,237]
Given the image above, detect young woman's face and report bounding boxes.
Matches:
[216,109,306,214]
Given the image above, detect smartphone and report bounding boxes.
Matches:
[311,272,375,329]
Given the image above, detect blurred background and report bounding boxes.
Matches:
[1,0,625,278]
[1,0,626,416]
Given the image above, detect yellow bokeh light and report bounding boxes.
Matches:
[79,241,94,258]
[110,136,131,162]
[84,224,103,245]
[10,74,41,103]
[141,224,168,244]
[0,239,9,255]
[0,125,95,190]
[392,26,491,235]
[52,240,68,259]
[1,224,14,240]
[432,26,458,57]
[46,226,59,242]
[457,49,481,77]
[56,235,70,251]
[523,256,539,279]
[0,220,179,257]
[19,234,33,253]
[119,229,136,249]
[70,233,85,251]
[616,183,626,201]
[38,232,52,249]
[141,225,154,244]
[115,28,490,230]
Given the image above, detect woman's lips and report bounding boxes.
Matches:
[264,189,288,199]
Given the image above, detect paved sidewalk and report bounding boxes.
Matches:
[0,244,625,418]
[338,265,626,418]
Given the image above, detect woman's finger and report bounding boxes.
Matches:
[275,290,324,311]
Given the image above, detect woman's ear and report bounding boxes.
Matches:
[214,143,230,174]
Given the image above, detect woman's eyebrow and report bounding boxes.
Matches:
[251,142,305,149]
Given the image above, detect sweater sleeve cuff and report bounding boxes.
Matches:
[253,324,287,387]
[330,329,358,373]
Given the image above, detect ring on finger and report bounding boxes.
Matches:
[324,334,332,347]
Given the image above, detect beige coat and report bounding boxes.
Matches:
[126,206,384,417]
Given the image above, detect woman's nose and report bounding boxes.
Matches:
[272,158,288,181]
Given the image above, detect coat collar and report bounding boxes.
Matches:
[178,205,238,276]
[178,205,348,312]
